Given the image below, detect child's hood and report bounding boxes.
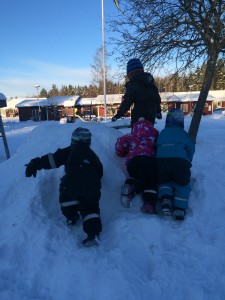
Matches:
[134,72,154,87]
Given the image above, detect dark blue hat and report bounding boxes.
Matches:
[71,127,92,146]
[127,58,144,75]
[166,108,184,128]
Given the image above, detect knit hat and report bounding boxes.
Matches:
[166,108,184,128]
[71,127,92,146]
[127,58,144,75]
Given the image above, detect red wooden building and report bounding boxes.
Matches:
[16,96,80,121]
[160,92,215,115]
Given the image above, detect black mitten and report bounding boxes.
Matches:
[25,162,37,177]
[156,112,162,120]
[111,116,118,122]
[25,158,42,177]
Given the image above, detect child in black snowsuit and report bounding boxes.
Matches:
[112,58,162,127]
[25,127,103,247]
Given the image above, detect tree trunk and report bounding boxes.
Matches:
[188,56,218,143]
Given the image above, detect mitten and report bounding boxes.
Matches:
[156,112,162,120]
[25,158,42,177]
[111,116,118,122]
[25,162,37,177]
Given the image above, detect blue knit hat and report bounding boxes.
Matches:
[166,108,184,127]
[127,58,144,75]
[71,127,92,146]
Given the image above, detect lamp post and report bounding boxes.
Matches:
[188,85,194,115]
[101,0,107,121]
[34,84,41,120]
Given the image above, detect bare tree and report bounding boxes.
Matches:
[91,47,112,93]
[109,0,225,142]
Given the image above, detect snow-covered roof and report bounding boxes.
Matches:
[76,98,96,106]
[95,94,123,105]
[207,90,225,101]
[15,99,41,108]
[43,95,80,107]
[12,90,225,109]
[16,95,80,108]
[160,91,216,102]
[75,94,123,106]
[7,98,46,109]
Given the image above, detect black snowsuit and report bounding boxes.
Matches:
[28,143,103,237]
[114,72,161,126]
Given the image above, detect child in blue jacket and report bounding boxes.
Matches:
[156,108,195,220]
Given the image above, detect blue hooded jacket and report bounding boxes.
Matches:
[156,123,195,162]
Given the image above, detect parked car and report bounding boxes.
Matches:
[213,108,225,115]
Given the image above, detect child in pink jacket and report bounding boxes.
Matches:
[115,118,159,214]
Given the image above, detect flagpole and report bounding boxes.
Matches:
[101,0,107,120]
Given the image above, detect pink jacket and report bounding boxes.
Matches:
[115,120,159,166]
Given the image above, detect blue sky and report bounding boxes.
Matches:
[0,0,120,98]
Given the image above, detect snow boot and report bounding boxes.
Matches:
[161,198,172,216]
[83,235,100,247]
[141,202,155,214]
[120,184,135,208]
[173,208,186,221]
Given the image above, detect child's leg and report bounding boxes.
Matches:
[158,183,174,216]
[59,192,79,225]
[158,182,173,199]
[79,192,102,244]
[143,157,157,203]
[141,157,158,214]
[171,159,192,220]
[125,177,142,193]
[120,157,144,208]
[156,158,173,202]
[120,181,136,208]
[126,156,145,193]
[173,182,191,210]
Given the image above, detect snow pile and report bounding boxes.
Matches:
[0,115,225,300]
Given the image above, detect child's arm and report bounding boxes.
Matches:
[25,146,71,177]
[25,157,43,177]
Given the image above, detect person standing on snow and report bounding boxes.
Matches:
[115,118,159,214]
[25,127,103,247]
[112,58,162,127]
[156,108,195,220]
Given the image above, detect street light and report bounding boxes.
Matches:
[34,84,40,120]
[101,0,107,121]
[188,85,194,116]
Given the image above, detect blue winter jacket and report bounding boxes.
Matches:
[156,124,195,162]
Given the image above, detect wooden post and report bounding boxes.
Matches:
[0,115,10,159]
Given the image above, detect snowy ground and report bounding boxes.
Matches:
[0,114,225,300]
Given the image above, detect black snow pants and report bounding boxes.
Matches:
[126,155,157,204]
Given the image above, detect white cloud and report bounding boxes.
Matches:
[0,59,92,98]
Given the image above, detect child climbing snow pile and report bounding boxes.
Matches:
[156,108,195,220]
[115,118,159,214]
[25,127,103,247]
